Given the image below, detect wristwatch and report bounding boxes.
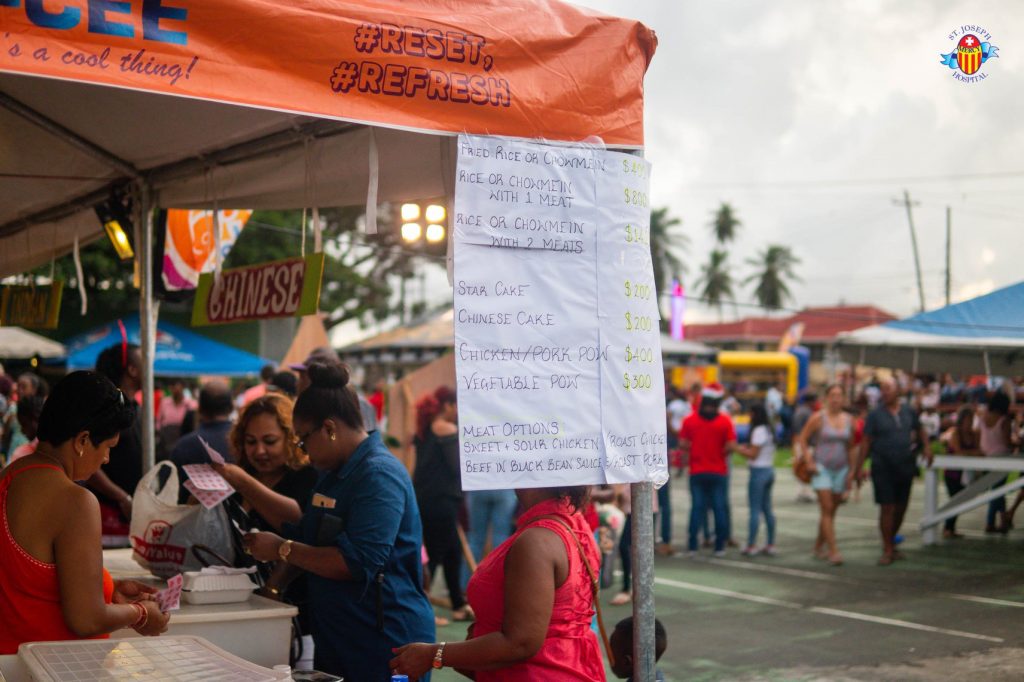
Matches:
[278,539,294,562]
[433,641,446,669]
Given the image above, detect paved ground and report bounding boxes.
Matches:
[432,469,1024,681]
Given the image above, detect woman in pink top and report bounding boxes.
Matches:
[391,486,605,681]
[979,391,1016,532]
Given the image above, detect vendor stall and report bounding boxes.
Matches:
[1,0,658,676]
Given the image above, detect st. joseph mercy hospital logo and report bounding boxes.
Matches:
[940,25,999,83]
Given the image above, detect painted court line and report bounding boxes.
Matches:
[808,607,1004,643]
[653,577,1004,643]
[948,594,1024,609]
[704,557,855,583]
[654,577,801,609]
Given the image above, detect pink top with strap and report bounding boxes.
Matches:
[0,464,115,655]
[466,497,605,681]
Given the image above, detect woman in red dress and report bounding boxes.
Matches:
[391,485,605,681]
[0,371,169,654]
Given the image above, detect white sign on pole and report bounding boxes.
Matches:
[453,134,667,491]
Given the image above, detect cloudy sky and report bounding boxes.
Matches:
[576,0,1023,322]
[334,1,1022,344]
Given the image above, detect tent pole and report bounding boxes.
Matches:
[137,183,158,473]
[630,481,656,681]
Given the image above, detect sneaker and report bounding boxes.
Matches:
[712,549,726,558]
[740,546,759,557]
[761,545,778,557]
[686,550,697,559]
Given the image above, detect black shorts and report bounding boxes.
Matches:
[871,461,914,505]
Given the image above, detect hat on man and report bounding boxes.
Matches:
[701,382,725,400]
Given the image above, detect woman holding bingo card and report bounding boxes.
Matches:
[243,362,434,680]
[0,372,170,653]
[210,393,317,629]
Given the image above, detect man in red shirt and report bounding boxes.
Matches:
[680,383,739,556]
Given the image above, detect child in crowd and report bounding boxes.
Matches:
[8,395,44,463]
[610,616,667,682]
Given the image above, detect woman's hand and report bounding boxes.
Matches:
[210,461,246,488]
[389,643,437,679]
[112,580,158,604]
[243,531,284,562]
[135,600,171,636]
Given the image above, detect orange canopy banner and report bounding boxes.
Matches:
[0,0,656,146]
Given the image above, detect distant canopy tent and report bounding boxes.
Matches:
[0,326,66,360]
[835,281,1024,375]
[63,318,271,377]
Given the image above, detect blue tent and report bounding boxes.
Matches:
[63,317,271,377]
[836,281,1024,375]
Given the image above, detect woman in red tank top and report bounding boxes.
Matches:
[391,486,606,680]
[0,371,170,654]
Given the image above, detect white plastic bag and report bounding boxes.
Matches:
[130,461,236,579]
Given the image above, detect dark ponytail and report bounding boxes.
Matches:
[293,361,364,430]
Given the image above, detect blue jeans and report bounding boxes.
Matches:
[657,477,672,544]
[747,467,776,547]
[463,490,518,586]
[689,473,729,551]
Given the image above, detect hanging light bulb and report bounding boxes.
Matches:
[401,203,421,222]
[425,204,446,224]
[401,222,422,242]
[425,223,446,243]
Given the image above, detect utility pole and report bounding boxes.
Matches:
[945,206,952,306]
[893,190,926,312]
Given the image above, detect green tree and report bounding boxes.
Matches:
[649,206,688,295]
[710,202,741,244]
[744,244,801,310]
[697,249,734,321]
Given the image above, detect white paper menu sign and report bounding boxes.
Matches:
[453,134,667,490]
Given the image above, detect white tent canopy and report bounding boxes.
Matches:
[0,74,450,277]
[0,326,66,359]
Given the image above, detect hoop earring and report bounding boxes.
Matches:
[330,432,336,441]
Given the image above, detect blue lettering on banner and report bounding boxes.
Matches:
[89,0,134,38]
[25,0,80,30]
[2,0,188,45]
[142,0,187,45]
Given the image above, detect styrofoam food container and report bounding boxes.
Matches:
[181,571,256,604]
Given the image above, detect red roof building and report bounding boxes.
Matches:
[686,305,897,359]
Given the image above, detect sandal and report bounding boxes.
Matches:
[434,615,450,627]
[877,554,895,566]
[610,592,631,606]
[451,606,475,622]
[827,554,843,566]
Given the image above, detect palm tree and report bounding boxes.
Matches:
[710,203,741,244]
[745,244,801,310]
[649,207,689,295]
[697,249,734,320]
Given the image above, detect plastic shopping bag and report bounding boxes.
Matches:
[130,461,236,579]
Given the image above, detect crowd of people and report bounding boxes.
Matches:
[2,339,1020,680]
[660,372,1023,568]
[0,349,635,681]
